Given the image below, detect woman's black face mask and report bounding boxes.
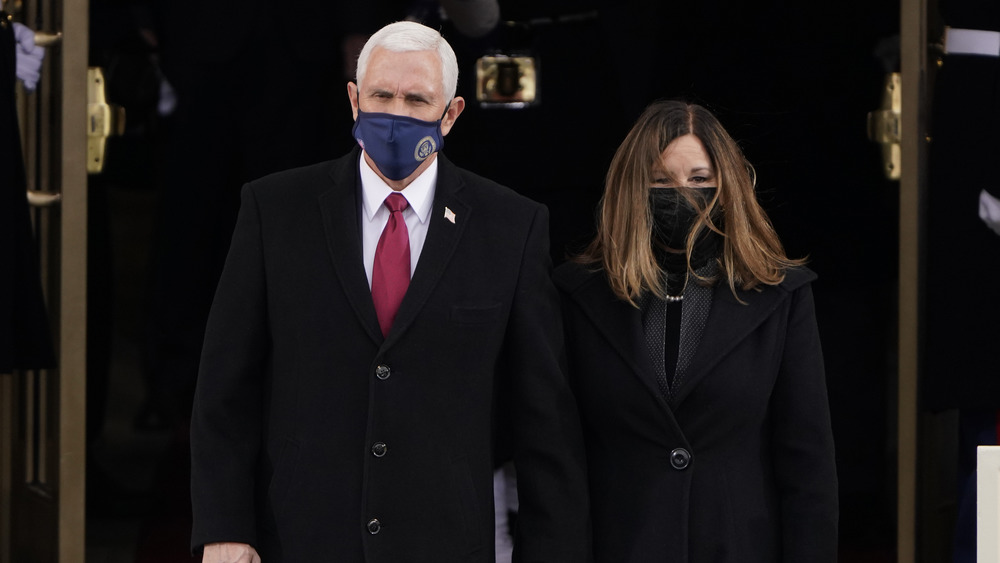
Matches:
[648,187,722,273]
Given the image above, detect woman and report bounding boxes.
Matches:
[555,100,837,562]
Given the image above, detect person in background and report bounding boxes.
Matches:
[190,21,588,562]
[922,3,1000,561]
[555,99,838,562]
[1,1,54,376]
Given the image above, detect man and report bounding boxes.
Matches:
[190,21,589,563]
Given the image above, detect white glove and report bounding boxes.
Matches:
[979,189,1000,236]
[13,22,45,92]
[157,73,177,116]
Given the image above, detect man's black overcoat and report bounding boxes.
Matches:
[190,148,590,562]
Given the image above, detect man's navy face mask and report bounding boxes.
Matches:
[352,106,448,181]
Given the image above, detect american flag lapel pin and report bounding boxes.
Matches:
[444,206,456,224]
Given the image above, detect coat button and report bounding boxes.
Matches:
[670,448,691,470]
[367,518,381,534]
[375,365,390,380]
[372,442,387,457]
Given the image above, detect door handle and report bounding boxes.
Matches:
[22,26,62,207]
[867,72,902,181]
[87,67,125,174]
[1,0,60,45]
[26,189,61,207]
[33,30,62,46]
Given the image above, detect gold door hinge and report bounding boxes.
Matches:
[87,67,125,174]
[867,72,901,180]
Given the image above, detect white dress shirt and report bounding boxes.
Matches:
[360,153,437,287]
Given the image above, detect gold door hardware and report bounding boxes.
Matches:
[21,28,64,207]
[26,189,61,207]
[23,28,62,207]
[867,72,902,181]
[33,30,61,46]
[86,66,125,174]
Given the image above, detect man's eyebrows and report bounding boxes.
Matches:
[403,92,433,103]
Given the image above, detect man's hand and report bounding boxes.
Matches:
[202,542,261,563]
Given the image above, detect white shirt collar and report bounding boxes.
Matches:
[360,153,437,224]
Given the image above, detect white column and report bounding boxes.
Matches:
[978,446,1000,562]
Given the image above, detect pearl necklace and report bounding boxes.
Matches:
[664,274,685,302]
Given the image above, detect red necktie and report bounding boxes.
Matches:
[372,193,410,337]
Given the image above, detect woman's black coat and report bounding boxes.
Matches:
[554,263,838,563]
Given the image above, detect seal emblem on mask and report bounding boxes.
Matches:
[415,136,437,161]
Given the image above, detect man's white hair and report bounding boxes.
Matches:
[356,21,459,102]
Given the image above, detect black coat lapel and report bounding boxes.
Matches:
[318,149,383,344]
[670,283,788,406]
[381,154,470,348]
[568,274,669,412]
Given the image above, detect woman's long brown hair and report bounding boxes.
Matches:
[577,100,804,306]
